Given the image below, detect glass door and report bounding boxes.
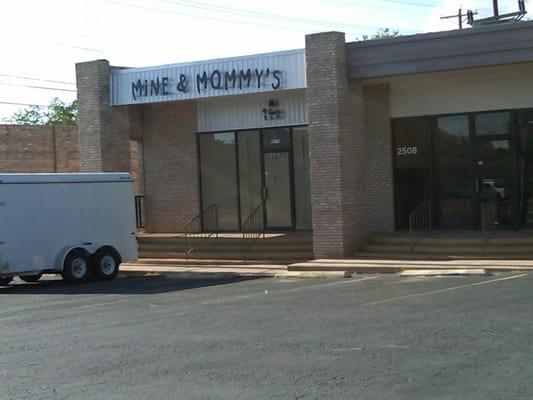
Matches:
[262,128,294,230]
[473,112,517,230]
[434,115,475,230]
[263,152,293,228]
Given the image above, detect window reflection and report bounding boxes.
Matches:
[393,117,431,230]
[292,127,312,230]
[434,115,473,230]
[518,110,533,229]
[238,131,263,229]
[199,132,239,230]
[475,112,511,136]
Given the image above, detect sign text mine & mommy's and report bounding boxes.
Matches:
[131,68,283,100]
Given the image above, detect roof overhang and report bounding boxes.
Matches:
[347,20,533,79]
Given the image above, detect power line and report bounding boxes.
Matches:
[155,0,420,30]
[0,18,145,62]
[98,0,417,35]
[0,73,74,86]
[0,81,76,93]
[325,0,436,11]
[99,0,328,33]
[374,0,436,8]
[51,41,144,61]
[0,101,49,107]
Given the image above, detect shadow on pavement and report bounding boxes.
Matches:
[0,275,262,295]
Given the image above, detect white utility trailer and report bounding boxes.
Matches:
[0,173,138,285]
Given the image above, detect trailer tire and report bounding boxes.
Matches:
[0,277,12,286]
[62,249,91,283]
[92,248,120,281]
[20,274,42,283]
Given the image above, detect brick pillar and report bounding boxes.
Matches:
[76,60,130,172]
[364,84,394,232]
[306,31,367,258]
[142,102,200,232]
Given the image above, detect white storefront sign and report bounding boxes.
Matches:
[109,49,306,106]
[197,90,307,132]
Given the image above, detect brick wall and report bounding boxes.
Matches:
[141,101,200,232]
[0,124,79,173]
[306,32,396,257]
[130,139,144,195]
[0,123,144,196]
[363,84,394,232]
[306,31,368,258]
[76,60,131,172]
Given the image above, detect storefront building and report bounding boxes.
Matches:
[75,21,533,258]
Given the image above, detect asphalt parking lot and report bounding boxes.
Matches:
[0,272,531,400]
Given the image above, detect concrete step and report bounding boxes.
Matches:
[360,243,533,255]
[138,250,314,261]
[137,235,313,246]
[368,234,533,246]
[139,242,313,252]
[354,252,533,260]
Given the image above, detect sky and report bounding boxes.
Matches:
[0,0,527,120]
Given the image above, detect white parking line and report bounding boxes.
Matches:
[360,273,528,307]
[201,276,379,305]
[288,276,379,292]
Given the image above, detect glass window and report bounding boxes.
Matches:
[393,117,432,230]
[476,138,514,230]
[237,131,263,229]
[517,109,533,229]
[262,128,290,151]
[199,132,239,230]
[264,152,293,227]
[434,115,474,230]
[292,127,312,230]
[475,112,511,136]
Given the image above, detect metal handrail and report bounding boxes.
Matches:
[184,204,218,259]
[241,203,265,261]
[408,199,432,255]
[134,195,145,229]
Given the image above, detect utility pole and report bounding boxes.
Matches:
[493,0,499,16]
[440,8,464,29]
[467,0,526,26]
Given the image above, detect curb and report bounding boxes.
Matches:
[275,271,353,279]
[119,269,353,280]
[399,269,491,277]
[119,269,276,280]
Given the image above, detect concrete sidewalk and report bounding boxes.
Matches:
[121,263,286,279]
[120,263,349,279]
[121,257,533,279]
[288,258,533,273]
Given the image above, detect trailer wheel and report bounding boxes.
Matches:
[62,249,90,283]
[0,277,12,286]
[92,248,120,281]
[20,274,42,283]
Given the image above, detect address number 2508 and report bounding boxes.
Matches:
[396,146,418,156]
